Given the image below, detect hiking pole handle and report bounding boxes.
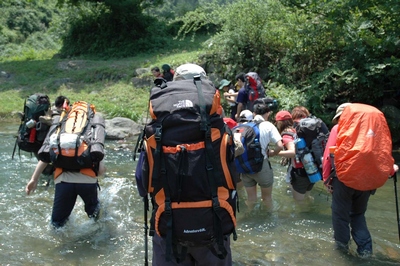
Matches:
[144,195,149,266]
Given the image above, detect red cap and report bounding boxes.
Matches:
[223,118,237,129]
[275,111,292,121]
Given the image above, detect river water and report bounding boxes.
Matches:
[0,121,399,265]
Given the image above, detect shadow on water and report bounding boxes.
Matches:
[0,122,399,265]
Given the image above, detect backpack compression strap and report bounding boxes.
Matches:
[194,76,227,260]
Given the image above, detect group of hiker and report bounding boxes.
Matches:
[19,63,399,265]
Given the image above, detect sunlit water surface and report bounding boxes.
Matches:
[0,121,399,265]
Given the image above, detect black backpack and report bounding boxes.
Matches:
[135,77,237,263]
[13,94,50,157]
[232,122,263,174]
[294,115,330,169]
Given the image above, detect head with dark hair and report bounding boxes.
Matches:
[161,64,171,73]
[235,73,246,83]
[151,66,162,78]
[55,96,69,108]
[253,97,278,115]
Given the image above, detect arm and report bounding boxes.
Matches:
[269,140,284,157]
[26,160,49,195]
[235,102,244,120]
[278,141,295,158]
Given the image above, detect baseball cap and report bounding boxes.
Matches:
[332,103,352,122]
[275,110,292,121]
[239,110,253,122]
[173,63,207,81]
[218,79,231,90]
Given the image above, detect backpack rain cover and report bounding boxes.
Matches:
[335,103,394,191]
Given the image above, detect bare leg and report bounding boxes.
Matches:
[245,186,257,210]
[260,186,273,211]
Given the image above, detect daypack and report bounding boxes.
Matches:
[334,103,394,191]
[38,101,105,175]
[232,122,263,174]
[245,72,265,110]
[136,77,237,262]
[14,93,50,156]
[295,115,329,169]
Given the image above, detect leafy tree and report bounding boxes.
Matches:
[55,0,176,56]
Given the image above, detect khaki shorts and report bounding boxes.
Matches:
[241,159,274,188]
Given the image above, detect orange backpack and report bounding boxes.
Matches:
[335,103,394,191]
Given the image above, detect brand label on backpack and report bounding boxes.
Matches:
[335,104,394,191]
[136,78,237,261]
[232,122,264,174]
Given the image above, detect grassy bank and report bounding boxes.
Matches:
[0,41,207,122]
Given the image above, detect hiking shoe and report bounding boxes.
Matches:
[334,241,349,252]
[358,250,372,259]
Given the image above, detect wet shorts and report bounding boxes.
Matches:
[241,159,273,188]
[290,168,314,194]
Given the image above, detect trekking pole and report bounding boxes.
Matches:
[393,172,400,242]
[144,195,149,266]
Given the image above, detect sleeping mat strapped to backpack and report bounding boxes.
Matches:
[38,101,105,175]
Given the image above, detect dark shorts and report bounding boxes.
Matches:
[51,182,99,228]
[152,234,232,266]
[290,168,314,194]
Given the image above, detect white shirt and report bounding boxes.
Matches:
[253,114,282,159]
[55,171,98,184]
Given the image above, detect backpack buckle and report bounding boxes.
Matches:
[164,200,172,215]
[212,196,220,210]
[155,126,162,141]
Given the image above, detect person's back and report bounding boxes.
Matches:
[322,102,398,258]
[27,98,106,228]
[135,63,237,265]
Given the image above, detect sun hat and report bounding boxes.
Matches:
[332,103,352,122]
[275,111,292,121]
[173,63,207,81]
[218,79,231,90]
[239,110,253,122]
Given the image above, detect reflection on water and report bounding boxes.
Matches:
[0,122,399,265]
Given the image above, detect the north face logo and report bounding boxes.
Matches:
[366,129,375,137]
[173,100,194,108]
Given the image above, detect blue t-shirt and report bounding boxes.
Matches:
[236,87,248,105]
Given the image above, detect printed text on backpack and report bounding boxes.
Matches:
[136,78,237,262]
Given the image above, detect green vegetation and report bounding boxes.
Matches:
[0,46,205,121]
[1,0,399,142]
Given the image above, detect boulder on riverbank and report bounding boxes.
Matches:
[105,117,142,140]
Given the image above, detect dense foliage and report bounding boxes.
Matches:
[176,0,400,124]
[0,0,63,60]
[1,0,399,139]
